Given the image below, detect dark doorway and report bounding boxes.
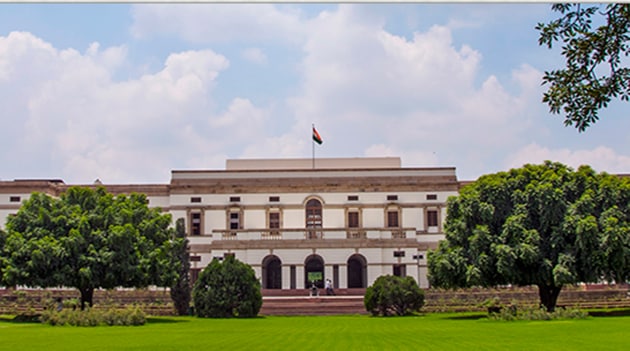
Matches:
[347,254,367,288]
[304,254,324,288]
[262,255,282,289]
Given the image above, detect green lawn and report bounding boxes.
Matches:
[0,313,628,350]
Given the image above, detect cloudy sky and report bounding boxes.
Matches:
[1,3,629,184]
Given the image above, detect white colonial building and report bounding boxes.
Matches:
[0,157,461,290]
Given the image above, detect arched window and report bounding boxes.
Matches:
[305,198,323,239]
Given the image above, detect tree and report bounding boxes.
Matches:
[0,186,178,310]
[170,218,191,316]
[192,255,262,318]
[428,162,630,312]
[364,275,425,316]
[537,4,630,131]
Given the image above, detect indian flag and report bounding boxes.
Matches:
[312,127,323,145]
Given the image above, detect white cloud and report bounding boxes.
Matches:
[241,47,267,65]
[282,5,543,178]
[0,31,279,184]
[506,143,630,174]
[4,4,628,186]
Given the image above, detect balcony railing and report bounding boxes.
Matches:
[211,227,417,241]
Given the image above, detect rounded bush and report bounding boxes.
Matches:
[192,255,262,318]
[364,275,425,316]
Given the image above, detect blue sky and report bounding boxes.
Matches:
[1,3,629,184]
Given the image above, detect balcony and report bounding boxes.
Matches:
[211,227,416,241]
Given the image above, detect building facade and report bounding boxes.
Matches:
[0,157,460,290]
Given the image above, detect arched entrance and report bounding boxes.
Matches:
[304,254,324,288]
[305,198,323,239]
[347,254,367,288]
[262,255,282,289]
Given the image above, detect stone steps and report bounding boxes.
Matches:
[260,296,367,316]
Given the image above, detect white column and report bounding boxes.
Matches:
[296,265,305,289]
[338,264,348,289]
[282,265,291,289]
[325,265,333,283]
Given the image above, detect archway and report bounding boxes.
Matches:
[262,255,282,289]
[347,254,367,288]
[304,254,324,288]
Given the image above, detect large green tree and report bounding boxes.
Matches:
[428,162,630,312]
[537,4,630,131]
[0,186,178,310]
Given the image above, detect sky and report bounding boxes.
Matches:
[1,3,629,184]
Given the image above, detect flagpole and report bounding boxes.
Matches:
[312,123,315,169]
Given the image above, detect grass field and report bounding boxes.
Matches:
[0,313,628,351]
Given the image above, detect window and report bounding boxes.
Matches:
[9,196,20,202]
[426,194,437,200]
[347,195,358,201]
[387,210,399,228]
[393,264,406,277]
[230,212,240,230]
[305,198,323,239]
[387,195,398,201]
[269,196,280,202]
[427,210,439,227]
[229,196,241,202]
[393,250,405,257]
[347,211,359,228]
[190,197,201,203]
[269,212,280,234]
[191,212,201,236]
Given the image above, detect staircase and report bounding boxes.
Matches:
[260,288,368,316]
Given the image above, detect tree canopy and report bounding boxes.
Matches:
[170,218,191,316]
[0,186,179,309]
[537,4,630,131]
[428,162,630,312]
[192,255,262,318]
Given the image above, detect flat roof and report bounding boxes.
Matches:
[226,157,401,170]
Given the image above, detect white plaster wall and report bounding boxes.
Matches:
[169,210,187,224]
[244,209,265,230]
[205,210,225,231]
[322,208,344,228]
[362,208,383,227]
[282,209,304,228]
[147,196,170,209]
[402,207,422,228]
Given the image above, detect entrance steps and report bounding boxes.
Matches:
[260,288,368,316]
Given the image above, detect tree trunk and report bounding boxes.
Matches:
[79,287,94,311]
[537,284,562,312]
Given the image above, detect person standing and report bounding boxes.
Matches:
[325,279,335,296]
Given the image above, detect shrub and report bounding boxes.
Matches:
[364,275,425,316]
[488,305,588,321]
[192,256,262,318]
[39,306,146,326]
